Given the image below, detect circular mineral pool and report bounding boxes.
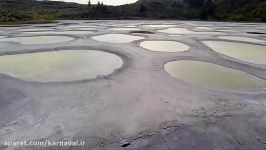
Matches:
[203,41,266,65]
[140,41,189,52]
[164,60,265,90]
[159,28,224,35]
[0,50,123,82]
[218,36,265,43]
[0,36,74,45]
[92,34,145,43]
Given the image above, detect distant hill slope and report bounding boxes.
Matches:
[213,0,266,21]
[0,0,266,23]
[119,0,266,21]
[0,0,87,22]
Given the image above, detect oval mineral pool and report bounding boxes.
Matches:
[159,28,224,35]
[0,50,123,82]
[217,36,265,43]
[23,30,94,35]
[164,60,265,90]
[140,41,189,52]
[92,34,145,43]
[203,41,266,65]
[0,36,74,45]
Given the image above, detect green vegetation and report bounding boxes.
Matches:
[0,0,87,23]
[1,0,266,24]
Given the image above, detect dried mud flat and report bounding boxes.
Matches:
[0,20,266,150]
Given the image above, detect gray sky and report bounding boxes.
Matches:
[51,0,138,5]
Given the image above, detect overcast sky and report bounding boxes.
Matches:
[50,0,138,6]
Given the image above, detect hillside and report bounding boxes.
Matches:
[118,0,266,21]
[0,0,266,23]
[0,0,87,22]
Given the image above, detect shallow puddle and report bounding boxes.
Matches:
[159,28,224,35]
[92,34,144,43]
[0,36,74,45]
[218,36,265,43]
[164,60,265,90]
[140,41,189,52]
[130,30,155,34]
[0,50,123,82]
[203,41,266,65]
[247,32,266,35]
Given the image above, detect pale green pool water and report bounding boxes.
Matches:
[218,36,265,43]
[0,50,123,82]
[0,36,74,45]
[203,41,266,65]
[23,30,94,35]
[92,34,144,43]
[159,28,224,35]
[164,60,265,90]
[140,41,189,52]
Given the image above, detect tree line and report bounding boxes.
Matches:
[0,0,265,23]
